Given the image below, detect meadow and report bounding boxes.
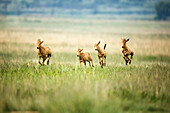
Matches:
[0,16,170,113]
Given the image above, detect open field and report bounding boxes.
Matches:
[0,16,170,113]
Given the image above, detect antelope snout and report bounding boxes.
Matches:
[77,55,79,57]
[37,47,40,49]
[94,47,98,51]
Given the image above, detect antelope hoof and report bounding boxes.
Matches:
[126,61,128,65]
[39,61,42,65]
[129,60,131,64]
[47,60,49,65]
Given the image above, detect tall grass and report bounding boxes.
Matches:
[0,62,170,113]
[0,47,170,113]
[0,17,170,113]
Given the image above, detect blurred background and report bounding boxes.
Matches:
[0,0,170,65]
[0,0,170,20]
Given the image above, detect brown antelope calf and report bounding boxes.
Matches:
[37,39,52,66]
[121,38,134,65]
[77,48,94,67]
[94,41,106,68]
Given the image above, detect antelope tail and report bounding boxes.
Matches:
[104,44,106,50]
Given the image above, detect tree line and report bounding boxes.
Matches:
[0,0,169,20]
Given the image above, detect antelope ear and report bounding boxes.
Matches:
[126,38,130,42]
[41,40,44,44]
[121,38,123,40]
[80,49,83,52]
[97,41,100,45]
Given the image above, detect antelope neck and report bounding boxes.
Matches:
[80,52,84,56]
[97,48,102,54]
[39,46,43,54]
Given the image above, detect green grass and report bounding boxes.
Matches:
[0,17,170,113]
[0,50,170,113]
[0,63,170,113]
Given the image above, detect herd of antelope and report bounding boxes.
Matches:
[37,38,134,68]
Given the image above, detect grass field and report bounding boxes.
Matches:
[0,16,170,113]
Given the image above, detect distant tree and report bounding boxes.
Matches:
[155,1,170,20]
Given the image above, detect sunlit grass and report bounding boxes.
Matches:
[0,46,170,112]
[0,17,170,113]
[0,62,170,113]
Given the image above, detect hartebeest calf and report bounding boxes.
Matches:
[94,41,106,68]
[77,48,94,67]
[37,39,52,66]
[121,38,134,65]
